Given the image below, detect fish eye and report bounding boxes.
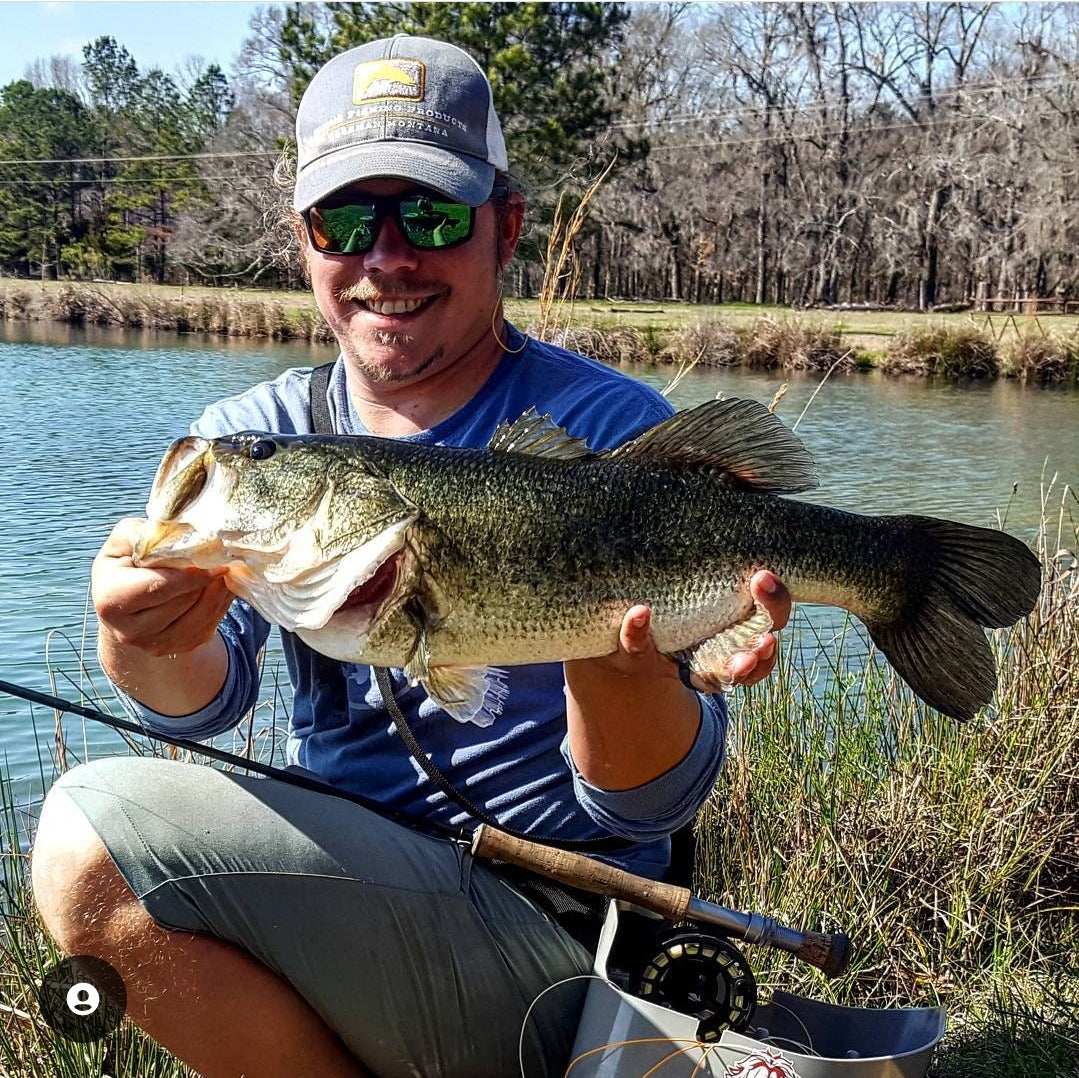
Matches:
[247,439,276,461]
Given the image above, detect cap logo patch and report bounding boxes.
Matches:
[353,59,425,103]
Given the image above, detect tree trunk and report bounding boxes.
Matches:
[755,170,768,305]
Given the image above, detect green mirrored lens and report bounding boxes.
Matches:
[399,198,473,248]
[318,204,378,253]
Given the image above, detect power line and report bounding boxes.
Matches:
[0,106,1039,178]
[645,111,1043,155]
[0,175,274,185]
[607,71,1079,131]
[0,178,279,193]
[0,149,279,167]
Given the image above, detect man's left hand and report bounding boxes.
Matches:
[606,570,791,690]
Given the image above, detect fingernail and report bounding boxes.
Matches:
[757,573,780,595]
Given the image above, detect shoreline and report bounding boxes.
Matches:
[2,279,1077,384]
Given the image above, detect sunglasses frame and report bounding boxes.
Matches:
[303,186,509,257]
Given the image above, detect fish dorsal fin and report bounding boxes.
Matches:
[488,408,593,460]
[603,397,818,493]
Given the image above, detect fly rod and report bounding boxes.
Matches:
[0,677,451,840]
[471,824,851,977]
[0,678,851,977]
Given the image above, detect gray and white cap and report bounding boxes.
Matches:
[293,35,508,211]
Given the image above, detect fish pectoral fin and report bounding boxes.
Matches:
[397,603,508,725]
[488,408,593,459]
[677,601,774,693]
[603,397,818,493]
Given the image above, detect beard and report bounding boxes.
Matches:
[340,330,444,384]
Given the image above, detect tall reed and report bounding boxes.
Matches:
[0,647,292,1076]
[0,762,199,1076]
[533,158,617,346]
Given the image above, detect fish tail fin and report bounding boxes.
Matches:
[864,518,1041,721]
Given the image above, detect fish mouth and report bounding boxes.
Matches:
[134,437,215,564]
[146,437,212,518]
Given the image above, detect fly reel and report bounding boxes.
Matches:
[628,928,757,1042]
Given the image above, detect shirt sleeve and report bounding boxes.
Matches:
[109,600,270,741]
[560,693,729,841]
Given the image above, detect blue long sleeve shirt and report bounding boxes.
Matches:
[114,327,728,877]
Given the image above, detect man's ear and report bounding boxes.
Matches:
[290,212,311,282]
[497,193,526,267]
[291,211,308,250]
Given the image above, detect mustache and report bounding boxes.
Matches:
[336,280,442,303]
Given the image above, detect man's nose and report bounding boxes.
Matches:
[362,214,420,274]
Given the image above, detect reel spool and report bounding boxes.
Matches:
[629,929,757,1041]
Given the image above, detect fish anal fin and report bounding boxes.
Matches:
[677,601,774,693]
[488,408,593,460]
[604,398,818,494]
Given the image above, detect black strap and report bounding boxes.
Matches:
[309,360,335,433]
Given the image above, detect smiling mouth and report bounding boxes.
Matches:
[358,295,437,316]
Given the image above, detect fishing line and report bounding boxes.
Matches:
[757,998,818,1056]
[517,974,603,1078]
[517,974,717,1078]
[637,1042,718,1078]
[687,1043,723,1078]
[562,1033,713,1078]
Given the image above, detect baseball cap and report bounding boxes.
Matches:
[293,34,509,211]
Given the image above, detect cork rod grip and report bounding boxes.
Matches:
[471,825,691,922]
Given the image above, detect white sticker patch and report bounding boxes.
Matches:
[353,59,425,103]
[723,1048,802,1078]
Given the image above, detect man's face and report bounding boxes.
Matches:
[302,178,521,386]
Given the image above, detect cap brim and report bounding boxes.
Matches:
[294,142,495,210]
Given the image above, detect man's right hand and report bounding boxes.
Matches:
[92,518,233,714]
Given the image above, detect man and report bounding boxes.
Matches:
[31,35,789,1078]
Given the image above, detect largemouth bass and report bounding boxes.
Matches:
[133,398,1041,725]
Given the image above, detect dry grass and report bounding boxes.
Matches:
[32,285,338,344]
[532,159,617,345]
[882,324,1000,379]
[4,278,1079,384]
[696,484,1079,1074]
[1000,333,1079,385]
[539,318,863,373]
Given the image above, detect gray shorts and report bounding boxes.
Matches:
[48,757,594,1078]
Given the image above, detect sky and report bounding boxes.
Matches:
[0,1,271,87]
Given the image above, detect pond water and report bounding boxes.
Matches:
[1,320,1075,802]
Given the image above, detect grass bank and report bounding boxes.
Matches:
[3,278,1079,383]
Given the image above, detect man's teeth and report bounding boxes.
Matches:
[363,297,427,315]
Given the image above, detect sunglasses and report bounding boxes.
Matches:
[303,187,508,256]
